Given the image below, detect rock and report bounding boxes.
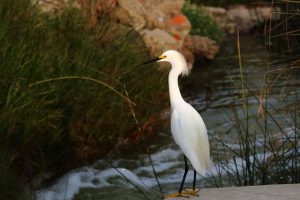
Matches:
[141,28,178,56]
[141,28,196,70]
[184,35,220,60]
[144,9,166,29]
[112,0,193,65]
[203,5,278,34]
[113,0,147,31]
[203,6,227,29]
[227,5,255,33]
[34,0,221,67]
[166,14,191,48]
[251,6,273,23]
[143,0,185,30]
[156,0,185,17]
[202,6,237,33]
[34,0,279,66]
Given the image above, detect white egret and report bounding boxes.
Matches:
[142,50,211,197]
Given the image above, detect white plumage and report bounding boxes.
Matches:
[143,50,211,196]
[158,50,211,176]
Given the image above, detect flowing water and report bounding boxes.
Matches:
[36,35,300,200]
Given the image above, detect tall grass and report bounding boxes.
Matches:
[265,0,300,56]
[211,89,299,186]
[209,29,300,187]
[0,0,167,197]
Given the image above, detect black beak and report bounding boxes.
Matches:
[141,57,160,65]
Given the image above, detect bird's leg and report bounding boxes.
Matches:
[181,170,199,197]
[193,169,196,191]
[178,155,189,193]
[192,170,200,196]
[164,156,189,198]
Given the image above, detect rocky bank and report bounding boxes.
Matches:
[34,0,277,68]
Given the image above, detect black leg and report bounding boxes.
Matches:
[178,155,189,193]
[193,170,196,190]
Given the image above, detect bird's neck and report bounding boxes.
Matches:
[168,69,185,109]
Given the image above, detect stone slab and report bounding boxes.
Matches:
[164,184,300,200]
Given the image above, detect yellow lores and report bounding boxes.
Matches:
[159,55,167,59]
[143,50,211,198]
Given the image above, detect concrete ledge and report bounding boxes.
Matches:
[164,184,300,200]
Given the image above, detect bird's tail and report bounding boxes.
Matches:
[191,151,212,176]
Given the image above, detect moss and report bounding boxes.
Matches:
[183,1,224,43]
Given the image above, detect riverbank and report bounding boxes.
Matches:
[2,0,299,199]
[35,33,300,200]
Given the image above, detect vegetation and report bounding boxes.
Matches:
[210,79,299,187]
[183,1,224,43]
[208,31,300,187]
[0,0,167,198]
[2,0,299,198]
[264,1,300,56]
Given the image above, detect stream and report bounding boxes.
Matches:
[36,35,300,200]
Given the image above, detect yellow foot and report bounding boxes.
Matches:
[181,188,200,196]
[164,192,189,199]
[164,189,200,199]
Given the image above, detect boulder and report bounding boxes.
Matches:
[166,14,191,48]
[111,0,194,64]
[113,0,146,31]
[156,0,185,17]
[141,28,194,70]
[203,6,227,29]
[141,28,178,56]
[204,5,277,34]
[184,35,220,60]
[227,5,255,33]
[251,6,273,23]
[34,0,221,67]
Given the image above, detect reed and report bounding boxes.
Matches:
[208,29,300,187]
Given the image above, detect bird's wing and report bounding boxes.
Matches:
[171,103,211,175]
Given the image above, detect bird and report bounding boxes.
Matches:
[142,50,211,198]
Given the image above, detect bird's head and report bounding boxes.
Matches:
[142,50,189,76]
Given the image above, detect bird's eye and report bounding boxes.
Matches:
[159,55,167,59]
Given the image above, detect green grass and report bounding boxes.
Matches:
[0,0,167,197]
[183,1,224,43]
